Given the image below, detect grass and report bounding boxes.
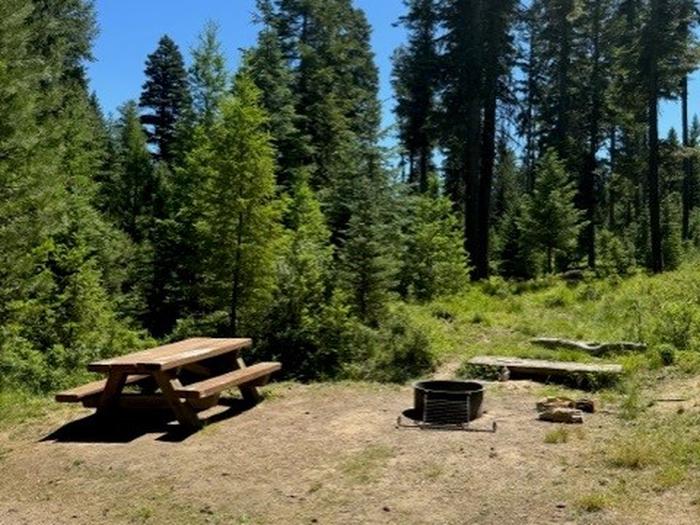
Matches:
[544,427,570,444]
[575,492,613,513]
[0,390,53,430]
[399,259,700,381]
[341,444,394,484]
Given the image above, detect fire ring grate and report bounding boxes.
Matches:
[397,380,496,432]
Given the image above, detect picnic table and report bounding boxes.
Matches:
[55,337,281,429]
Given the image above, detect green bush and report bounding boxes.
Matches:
[656,344,676,367]
[596,229,635,276]
[652,302,698,350]
[345,308,435,383]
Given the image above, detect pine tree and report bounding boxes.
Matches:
[257,0,383,239]
[392,0,439,192]
[400,185,470,300]
[1,0,141,390]
[139,35,192,164]
[439,0,485,265]
[338,176,398,326]
[0,0,43,317]
[497,201,537,279]
[259,176,336,378]
[475,0,517,279]
[186,72,282,336]
[189,21,228,127]
[638,0,699,272]
[103,101,155,240]
[243,27,308,188]
[523,150,585,273]
[438,0,517,279]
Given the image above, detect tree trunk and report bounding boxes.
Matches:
[647,0,663,273]
[419,142,429,193]
[524,15,537,191]
[463,0,484,279]
[608,127,616,229]
[229,212,245,337]
[583,0,602,268]
[554,0,573,156]
[474,1,508,280]
[476,84,496,280]
[682,75,691,241]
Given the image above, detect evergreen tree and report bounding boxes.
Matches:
[103,101,155,240]
[259,176,336,379]
[257,0,383,239]
[1,0,141,390]
[439,0,485,263]
[392,0,439,192]
[438,0,517,279]
[638,0,698,272]
[523,150,585,272]
[497,201,537,279]
[139,35,192,164]
[475,0,517,279]
[189,21,228,127]
[243,27,308,188]
[400,185,469,300]
[186,72,282,336]
[338,176,398,326]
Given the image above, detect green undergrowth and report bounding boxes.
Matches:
[0,390,53,430]
[399,258,700,383]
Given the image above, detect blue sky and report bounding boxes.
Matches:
[88,0,694,142]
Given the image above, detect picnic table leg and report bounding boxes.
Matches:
[96,370,128,414]
[232,356,262,405]
[152,371,203,430]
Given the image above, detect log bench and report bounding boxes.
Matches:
[55,338,281,429]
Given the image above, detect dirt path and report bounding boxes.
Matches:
[0,381,697,525]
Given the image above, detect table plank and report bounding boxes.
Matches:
[88,338,252,373]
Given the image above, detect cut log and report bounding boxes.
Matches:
[467,356,622,388]
[531,337,646,356]
[538,408,584,424]
[536,397,596,414]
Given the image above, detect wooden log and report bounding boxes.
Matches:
[538,408,584,424]
[530,337,646,356]
[468,356,622,378]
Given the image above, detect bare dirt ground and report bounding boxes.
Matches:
[0,378,698,525]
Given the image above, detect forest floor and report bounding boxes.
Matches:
[1,375,699,525]
[4,265,700,524]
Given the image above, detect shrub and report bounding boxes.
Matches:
[596,229,635,276]
[652,301,698,350]
[656,344,676,366]
[481,276,511,298]
[345,308,435,383]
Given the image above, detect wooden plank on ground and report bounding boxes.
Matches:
[467,356,623,377]
[174,362,281,400]
[55,374,150,402]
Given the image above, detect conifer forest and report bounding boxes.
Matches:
[2,0,700,392]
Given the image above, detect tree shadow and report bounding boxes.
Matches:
[41,397,255,444]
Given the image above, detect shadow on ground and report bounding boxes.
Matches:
[41,397,254,444]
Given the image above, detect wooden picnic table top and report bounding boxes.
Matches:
[88,337,252,373]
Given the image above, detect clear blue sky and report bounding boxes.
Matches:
[88,0,694,141]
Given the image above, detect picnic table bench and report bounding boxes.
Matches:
[55,337,281,429]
